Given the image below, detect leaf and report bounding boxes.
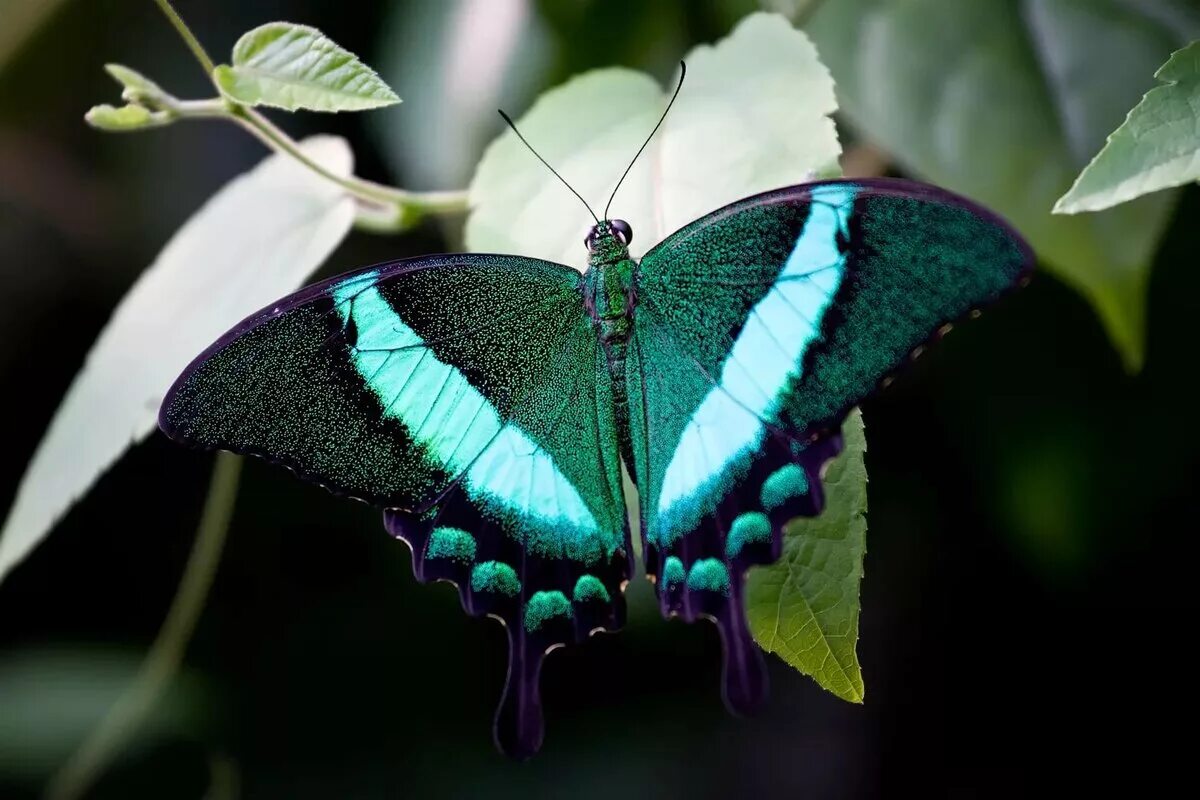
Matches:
[103,63,168,104]
[806,0,1200,370]
[746,411,868,703]
[0,137,355,583]
[467,11,840,266]
[84,103,168,132]
[215,22,400,112]
[1055,40,1200,214]
[468,12,868,697]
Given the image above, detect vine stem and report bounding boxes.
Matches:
[147,0,469,231]
[152,0,217,77]
[45,453,243,800]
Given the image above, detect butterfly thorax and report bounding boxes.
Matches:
[582,230,636,340]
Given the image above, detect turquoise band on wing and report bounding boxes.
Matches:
[332,272,605,558]
[652,184,857,547]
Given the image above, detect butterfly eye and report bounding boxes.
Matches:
[610,219,633,245]
[584,226,602,252]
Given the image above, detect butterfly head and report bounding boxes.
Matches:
[585,219,633,266]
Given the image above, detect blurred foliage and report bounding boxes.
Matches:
[804,0,1200,370]
[0,647,207,781]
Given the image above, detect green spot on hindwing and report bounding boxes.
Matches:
[686,558,731,596]
[662,556,686,589]
[572,574,610,604]
[426,527,476,563]
[726,512,772,558]
[760,464,809,511]
[470,561,519,596]
[525,590,573,631]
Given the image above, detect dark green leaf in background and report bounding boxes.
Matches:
[805,0,1200,370]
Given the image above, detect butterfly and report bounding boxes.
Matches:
[158,66,1032,758]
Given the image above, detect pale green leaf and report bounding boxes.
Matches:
[103,63,168,104]
[216,22,400,112]
[0,137,355,583]
[84,103,168,132]
[807,0,1200,370]
[1055,40,1200,214]
[747,411,868,703]
[468,12,868,697]
[467,11,840,267]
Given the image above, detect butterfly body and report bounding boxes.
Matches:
[582,228,639,469]
[159,178,1032,758]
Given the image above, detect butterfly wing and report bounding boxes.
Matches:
[160,253,629,758]
[627,178,1032,710]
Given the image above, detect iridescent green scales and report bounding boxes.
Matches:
[426,527,477,563]
[525,591,573,631]
[573,574,611,604]
[726,512,772,558]
[761,465,808,511]
[159,178,1031,759]
[470,561,520,596]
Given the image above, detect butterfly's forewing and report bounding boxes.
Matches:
[628,178,1032,710]
[160,254,630,758]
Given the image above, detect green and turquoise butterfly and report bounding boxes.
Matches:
[160,161,1031,756]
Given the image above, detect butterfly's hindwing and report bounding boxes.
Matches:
[629,179,1032,709]
[160,254,630,758]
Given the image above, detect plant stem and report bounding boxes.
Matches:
[219,103,469,230]
[152,0,217,77]
[140,0,469,232]
[45,453,243,800]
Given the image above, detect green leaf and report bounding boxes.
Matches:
[84,103,168,132]
[467,11,840,266]
[468,12,867,696]
[215,22,400,112]
[0,137,356,583]
[1055,40,1200,214]
[103,63,168,104]
[806,0,1200,371]
[746,411,867,703]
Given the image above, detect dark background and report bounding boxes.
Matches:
[1,1,1197,797]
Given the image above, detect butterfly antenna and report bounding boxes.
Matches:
[603,60,687,222]
[498,109,601,226]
